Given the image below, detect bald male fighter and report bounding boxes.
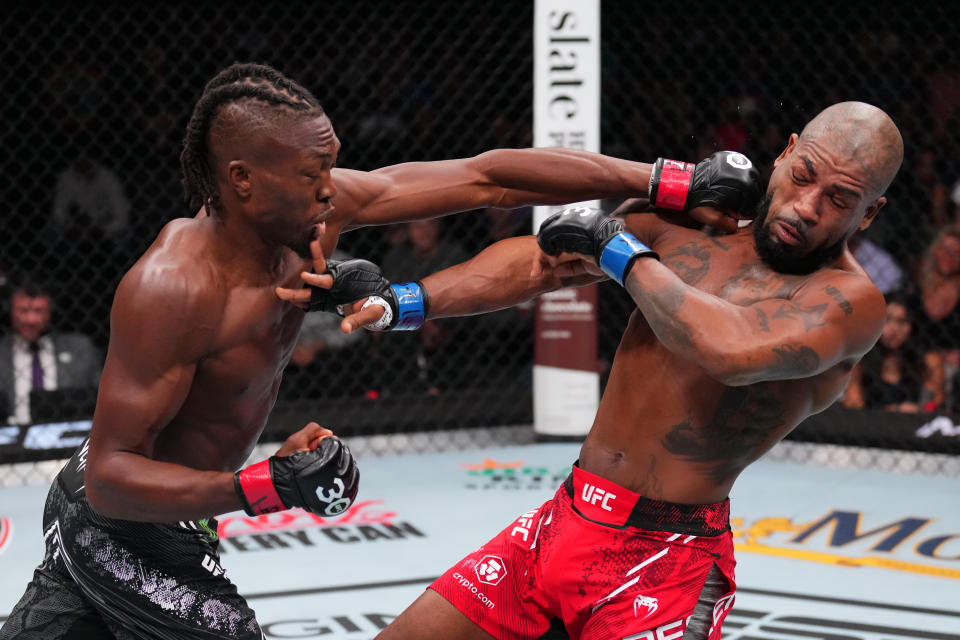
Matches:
[0,62,753,640]
[318,102,903,640]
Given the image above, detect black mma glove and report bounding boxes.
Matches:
[649,150,761,217]
[234,437,359,517]
[537,206,658,286]
[306,259,428,331]
[307,259,386,313]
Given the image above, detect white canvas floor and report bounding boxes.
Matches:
[1,442,957,639]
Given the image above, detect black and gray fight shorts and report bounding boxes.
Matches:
[0,440,264,640]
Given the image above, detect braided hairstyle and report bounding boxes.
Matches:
[180,63,324,213]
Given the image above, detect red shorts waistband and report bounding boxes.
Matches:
[565,464,730,536]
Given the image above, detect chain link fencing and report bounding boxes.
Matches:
[1,1,959,484]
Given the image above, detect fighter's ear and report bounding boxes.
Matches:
[228,161,252,199]
[858,196,886,231]
[773,133,799,169]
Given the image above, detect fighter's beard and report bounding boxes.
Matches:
[752,193,845,275]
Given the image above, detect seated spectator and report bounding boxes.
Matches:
[912,224,960,412]
[382,219,470,280]
[0,279,103,424]
[51,144,131,242]
[379,219,470,395]
[843,294,945,413]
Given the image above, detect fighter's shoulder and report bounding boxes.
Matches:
[622,211,679,247]
[115,219,223,322]
[797,267,885,329]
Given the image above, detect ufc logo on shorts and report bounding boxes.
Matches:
[510,509,538,542]
[582,483,616,511]
[201,554,225,577]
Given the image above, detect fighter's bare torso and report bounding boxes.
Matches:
[581,222,867,504]
[114,216,325,472]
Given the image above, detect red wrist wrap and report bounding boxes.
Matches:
[238,459,286,515]
[654,159,695,210]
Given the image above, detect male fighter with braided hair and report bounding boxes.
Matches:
[311,102,903,640]
[0,61,755,640]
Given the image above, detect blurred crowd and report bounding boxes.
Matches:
[3,3,960,425]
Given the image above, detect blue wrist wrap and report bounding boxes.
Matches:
[390,282,426,330]
[599,233,655,285]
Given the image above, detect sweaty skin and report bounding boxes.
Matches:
[415,102,903,504]
[363,102,904,640]
[84,101,665,522]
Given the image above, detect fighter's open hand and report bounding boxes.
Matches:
[275,238,334,311]
[275,240,394,332]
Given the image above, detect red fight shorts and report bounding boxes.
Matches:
[430,464,736,640]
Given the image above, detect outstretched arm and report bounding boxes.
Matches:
[290,236,603,333]
[423,236,602,319]
[331,148,654,230]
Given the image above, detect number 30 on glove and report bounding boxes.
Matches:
[234,437,360,517]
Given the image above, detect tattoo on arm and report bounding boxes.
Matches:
[755,307,770,333]
[824,285,854,315]
[642,283,696,351]
[770,343,820,376]
[772,301,828,331]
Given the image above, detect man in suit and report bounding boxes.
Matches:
[0,280,102,424]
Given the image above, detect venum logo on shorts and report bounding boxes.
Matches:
[474,554,507,585]
[632,594,658,619]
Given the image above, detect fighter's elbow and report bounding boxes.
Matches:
[697,345,761,387]
[84,479,114,516]
[83,464,126,518]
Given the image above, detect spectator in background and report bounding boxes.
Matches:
[51,139,131,242]
[382,218,470,280]
[843,294,945,413]
[0,280,102,425]
[281,250,368,400]
[913,224,960,412]
[380,219,469,394]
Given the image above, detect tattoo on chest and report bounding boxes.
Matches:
[662,385,786,484]
[720,264,796,304]
[755,308,771,333]
[772,301,828,331]
[707,235,732,251]
[661,242,713,286]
